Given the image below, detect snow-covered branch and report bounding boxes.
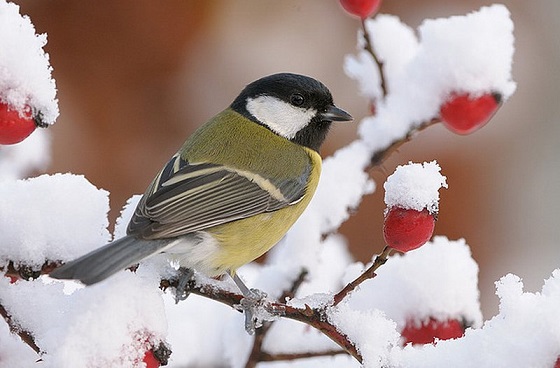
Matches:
[4,2,559,368]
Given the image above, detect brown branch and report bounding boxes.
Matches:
[259,349,347,362]
[276,302,362,363]
[162,273,363,364]
[361,18,387,99]
[3,261,60,281]
[244,320,272,368]
[244,269,308,368]
[333,246,392,306]
[0,302,41,354]
[358,15,442,169]
[0,261,62,355]
[369,118,440,167]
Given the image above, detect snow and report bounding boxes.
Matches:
[0,272,167,368]
[415,4,516,99]
[344,15,419,100]
[344,237,482,330]
[328,303,399,367]
[389,271,560,368]
[4,3,554,368]
[0,128,50,180]
[383,161,448,214]
[0,173,111,268]
[113,194,142,240]
[0,0,58,124]
[347,4,516,152]
[310,140,375,234]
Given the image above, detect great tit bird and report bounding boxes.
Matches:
[50,73,352,291]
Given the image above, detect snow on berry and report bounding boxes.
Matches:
[0,0,59,125]
[384,161,447,215]
[346,5,515,151]
[344,236,482,332]
[401,317,465,345]
[391,271,560,367]
[0,271,168,368]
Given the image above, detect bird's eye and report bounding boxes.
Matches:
[290,93,305,107]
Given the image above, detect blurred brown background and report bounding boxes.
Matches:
[14,0,560,318]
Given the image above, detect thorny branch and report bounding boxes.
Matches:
[257,349,348,362]
[161,273,364,364]
[161,246,400,367]
[333,246,392,306]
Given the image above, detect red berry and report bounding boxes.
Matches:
[339,0,381,19]
[440,92,501,135]
[401,318,464,345]
[554,357,560,368]
[0,102,36,145]
[383,207,435,252]
[142,350,160,368]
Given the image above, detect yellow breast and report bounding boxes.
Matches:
[207,147,321,274]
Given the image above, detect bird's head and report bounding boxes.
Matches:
[231,73,352,151]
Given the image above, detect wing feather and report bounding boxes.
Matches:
[127,154,310,239]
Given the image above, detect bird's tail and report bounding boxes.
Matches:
[49,235,170,285]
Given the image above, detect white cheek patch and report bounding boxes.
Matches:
[246,95,317,139]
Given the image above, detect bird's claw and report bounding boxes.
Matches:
[237,288,268,334]
[236,289,286,334]
[174,267,194,304]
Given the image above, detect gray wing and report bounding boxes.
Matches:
[127,154,310,239]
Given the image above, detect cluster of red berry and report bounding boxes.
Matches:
[341,0,502,253]
[340,0,502,136]
[339,0,503,349]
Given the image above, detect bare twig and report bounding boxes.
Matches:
[245,269,308,368]
[245,320,272,368]
[259,349,348,362]
[369,118,440,167]
[277,302,362,363]
[333,246,392,306]
[361,18,387,98]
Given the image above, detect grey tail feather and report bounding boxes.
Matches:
[50,235,171,285]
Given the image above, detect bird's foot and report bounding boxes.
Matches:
[174,267,194,304]
[238,288,269,334]
[228,272,285,334]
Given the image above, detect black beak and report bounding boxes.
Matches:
[319,105,353,122]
